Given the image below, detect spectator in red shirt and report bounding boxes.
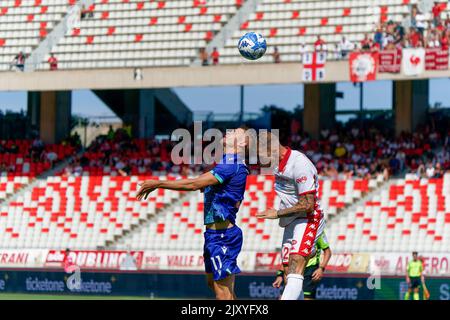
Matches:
[48,53,58,71]
[211,47,220,65]
[409,28,421,47]
[441,31,449,50]
[432,2,443,27]
[314,35,326,52]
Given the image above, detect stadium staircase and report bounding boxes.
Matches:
[25,0,94,71]
[191,0,262,66]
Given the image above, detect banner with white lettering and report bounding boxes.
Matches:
[0,249,48,268]
[425,48,449,70]
[45,250,144,269]
[370,252,450,276]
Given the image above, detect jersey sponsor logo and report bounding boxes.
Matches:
[221,246,228,254]
[296,176,308,184]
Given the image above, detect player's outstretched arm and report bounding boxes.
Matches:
[256,193,315,219]
[136,172,219,200]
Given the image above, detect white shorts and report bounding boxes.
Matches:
[281,214,325,265]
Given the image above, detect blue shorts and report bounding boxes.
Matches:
[203,225,243,281]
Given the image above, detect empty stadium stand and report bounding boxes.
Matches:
[0,175,182,249]
[37,0,242,69]
[328,173,450,253]
[117,176,377,251]
[0,0,73,71]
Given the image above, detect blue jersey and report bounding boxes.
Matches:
[203,154,249,225]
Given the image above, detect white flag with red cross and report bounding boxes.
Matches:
[302,51,326,81]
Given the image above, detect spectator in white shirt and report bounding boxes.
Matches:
[338,36,354,58]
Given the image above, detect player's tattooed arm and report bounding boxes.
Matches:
[256,193,315,219]
[136,172,219,200]
[276,193,315,218]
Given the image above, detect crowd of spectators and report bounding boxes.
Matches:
[270,2,450,63]
[63,127,208,177]
[0,133,82,175]
[361,3,450,52]
[61,116,450,181]
[289,120,450,180]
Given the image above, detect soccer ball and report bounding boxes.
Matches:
[238,32,267,60]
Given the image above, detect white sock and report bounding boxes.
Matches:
[281,274,304,300]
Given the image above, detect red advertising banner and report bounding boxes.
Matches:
[45,250,144,269]
[378,49,402,73]
[425,48,449,70]
[349,52,379,82]
[254,252,280,271]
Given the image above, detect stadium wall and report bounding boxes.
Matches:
[0,269,449,300]
[1,62,450,91]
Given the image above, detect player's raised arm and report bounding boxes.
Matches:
[136,172,219,200]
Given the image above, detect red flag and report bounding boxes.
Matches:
[349,52,378,82]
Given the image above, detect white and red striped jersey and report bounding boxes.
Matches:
[274,148,324,227]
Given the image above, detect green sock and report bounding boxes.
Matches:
[404,292,410,300]
[413,292,419,300]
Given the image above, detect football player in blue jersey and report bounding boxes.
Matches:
[137,128,250,300]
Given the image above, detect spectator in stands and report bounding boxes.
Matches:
[48,53,58,71]
[338,36,353,59]
[432,2,444,27]
[211,47,220,65]
[272,46,281,63]
[199,48,209,66]
[45,150,58,167]
[81,5,87,19]
[426,30,440,48]
[415,9,426,35]
[441,30,449,50]
[80,5,93,19]
[314,35,326,52]
[373,28,383,49]
[299,43,306,60]
[408,27,422,47]
[445,14,450,29]
[361,34,372,51]
[425,162,435,178]
[12,51,26,72]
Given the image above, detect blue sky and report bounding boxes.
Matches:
[0,78,449,118]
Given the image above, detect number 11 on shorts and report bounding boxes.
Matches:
[211,256,222,271]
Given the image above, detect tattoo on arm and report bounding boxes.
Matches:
[276,193,315,218]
